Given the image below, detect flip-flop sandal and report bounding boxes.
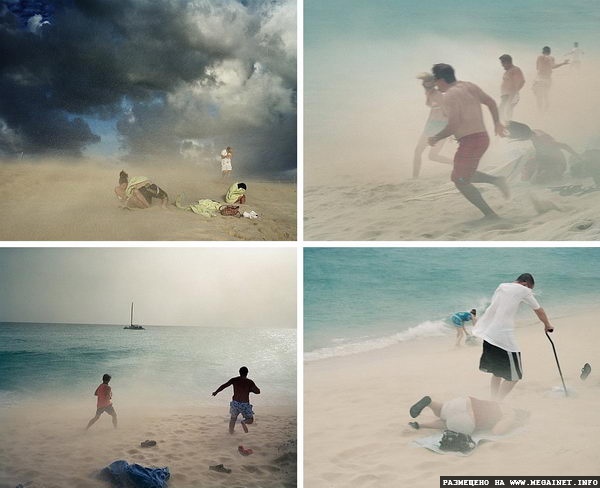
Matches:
[410,396,431,418]
[140,440,157,448]
[581,363,591,380]
[238,445,253,456]
[408,421,420,430]
[209,464,232,474]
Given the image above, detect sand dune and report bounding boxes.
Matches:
[0,161,296,241]
[305,309,600,486]
[0,405,296,488]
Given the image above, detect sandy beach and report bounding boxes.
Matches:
[0,160,296,241]
[305,170,600,241]
[305,309,600,487]
[0,404,296,488]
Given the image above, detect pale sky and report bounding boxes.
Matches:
[0,248,296,328]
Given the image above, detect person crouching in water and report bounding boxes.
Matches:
[115,170,169,208]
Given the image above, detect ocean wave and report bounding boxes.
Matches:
[304,320,450,362]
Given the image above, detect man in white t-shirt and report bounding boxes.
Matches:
[220,146,233,178]
[473,273,554,401]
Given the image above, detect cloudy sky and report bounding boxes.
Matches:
[0,0,296,175]
[0,247,296,328]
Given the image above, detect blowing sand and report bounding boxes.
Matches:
[0,161,296,241]
[305,171,600,241]
[0,404,296,488]
[305,310,600,487]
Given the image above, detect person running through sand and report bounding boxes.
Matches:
[506,121,580,184]
[428,64,509,219]
[450,309,477,347]
[413,72,453,178]
[212,366,260,434]
[533,46,569,111]
[114,171,169,209]
[473,273,554,401]
[220,146,233,178]
[86,374,118,430]
[407,395,525,436]
[498,54,525,123]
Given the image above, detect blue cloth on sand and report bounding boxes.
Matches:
[99,460,170,488]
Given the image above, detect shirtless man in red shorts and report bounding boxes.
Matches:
[428,63,509,219]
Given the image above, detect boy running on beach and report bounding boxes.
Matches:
[86,374,118,430]
[212,366,261,434]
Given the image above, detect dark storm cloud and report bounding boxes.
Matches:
[0,0,296,171]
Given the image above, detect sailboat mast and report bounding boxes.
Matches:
[130,302,134,326]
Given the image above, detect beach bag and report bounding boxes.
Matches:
[439,430,476,453]
[219,205,240,216]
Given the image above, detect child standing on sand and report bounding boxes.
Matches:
[86,374,118,430]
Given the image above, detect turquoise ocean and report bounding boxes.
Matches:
[0,324,296,409]
[305,248,600,360]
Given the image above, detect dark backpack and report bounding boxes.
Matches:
[439,429,476,453]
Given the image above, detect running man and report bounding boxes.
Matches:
[450,309,477,347]
[212,366,261,434]
[473,273,554,401]
[498,54,525,123]
[86,374,118,430]
[428,63,509,219]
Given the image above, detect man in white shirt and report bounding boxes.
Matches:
[473,273,554,400]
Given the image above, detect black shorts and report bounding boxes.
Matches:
[139,184,168,203]
[96,404,116,416]
[479,340,523,381]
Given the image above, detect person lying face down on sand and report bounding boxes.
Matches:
[212,366,261,434]
[408,395,524,436]
[114,170,169,209]
[225,182,247,204]
[428,63,509,219]
[473,273,554,401]
[506,121,580,184]
[86,373,118,430]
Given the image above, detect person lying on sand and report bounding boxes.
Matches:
[506,121,580,184]
[86,373,118,430]
[114,170,169,209]
[212,366,260,434]
[225,182,247,204]
[408,395,525,436]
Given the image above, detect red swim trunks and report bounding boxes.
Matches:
[451,132,490,182]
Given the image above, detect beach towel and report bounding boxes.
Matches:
[125,176,151,198]
[99,460,170,488]
[225,183,246,204]
[412,431,517,456]
[175,194,222,217]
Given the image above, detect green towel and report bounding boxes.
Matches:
[175,194,222,217]
[125,176,150,198]
[225,182,246,204]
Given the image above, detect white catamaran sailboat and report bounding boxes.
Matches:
[123,302,145,330]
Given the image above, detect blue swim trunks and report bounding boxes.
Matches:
[230,400,254,420]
